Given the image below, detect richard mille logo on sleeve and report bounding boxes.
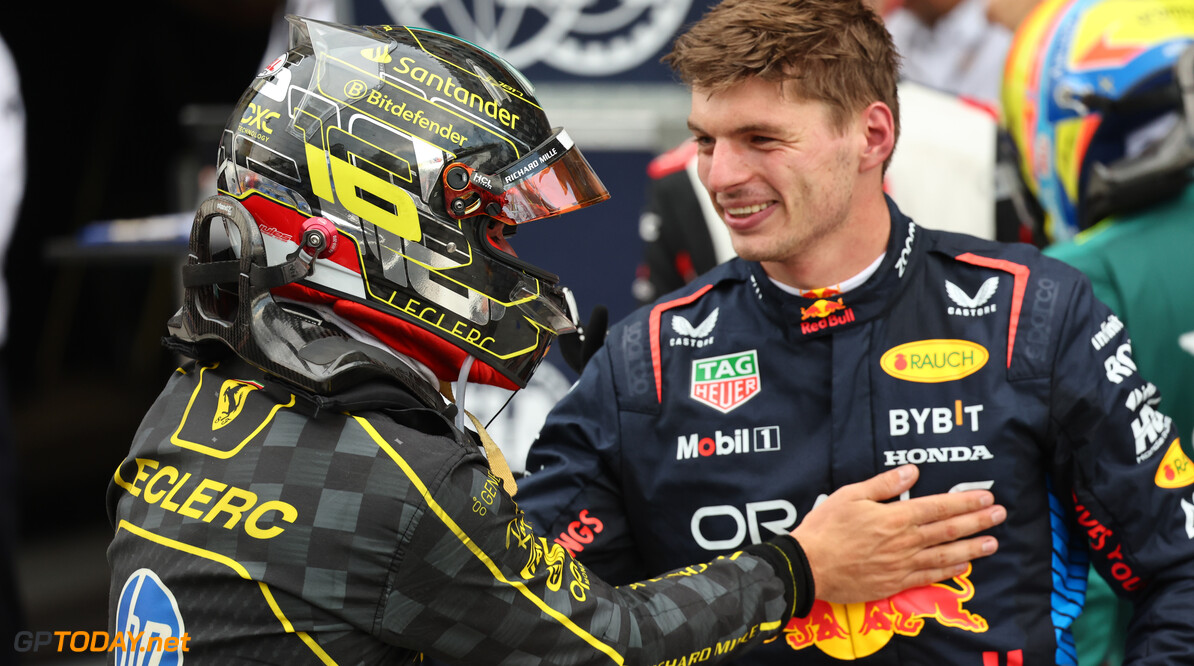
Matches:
[946,277,999,317]
[671,308,718,347]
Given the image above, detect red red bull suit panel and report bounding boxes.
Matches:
[518,197,1194,665]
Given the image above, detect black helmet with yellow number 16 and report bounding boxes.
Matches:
[168,16,609,393]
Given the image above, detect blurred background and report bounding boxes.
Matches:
[0,0,713,662]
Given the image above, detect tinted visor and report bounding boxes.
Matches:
[471,129,610,225]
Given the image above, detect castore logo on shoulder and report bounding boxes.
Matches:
[671,308,718,348]
[945,277,999,317]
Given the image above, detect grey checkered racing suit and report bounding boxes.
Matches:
[106,355,800,664]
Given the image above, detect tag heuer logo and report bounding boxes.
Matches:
[691,350,760,413]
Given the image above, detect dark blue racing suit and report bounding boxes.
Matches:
[518,198,1194,665]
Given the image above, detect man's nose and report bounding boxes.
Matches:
[700,142,747,194]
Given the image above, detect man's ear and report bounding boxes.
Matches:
[859,101,895,173]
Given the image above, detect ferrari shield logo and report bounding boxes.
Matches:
[690,350,761,413]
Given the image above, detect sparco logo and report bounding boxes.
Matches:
[386,0,695,76]
[1022,278,1058,362]
[671,308,718,348]
[676,426,781,460]
[622,321,651,396]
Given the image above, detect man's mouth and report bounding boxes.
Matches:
[724,202,772,217]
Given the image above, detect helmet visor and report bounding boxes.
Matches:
[483,128,610,224]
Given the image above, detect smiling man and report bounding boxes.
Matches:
[516,0,1194,663]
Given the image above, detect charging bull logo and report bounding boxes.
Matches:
[799,298,856,335]
[784,564,987,659]
[801,298,846,320]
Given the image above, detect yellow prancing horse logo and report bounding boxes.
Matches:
[213,380,259,430]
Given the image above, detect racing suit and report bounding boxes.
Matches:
[106,353,807,664]
[518,197,1194,665]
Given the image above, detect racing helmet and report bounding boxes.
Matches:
[170,16,609,391]
[1002,0,1194,241]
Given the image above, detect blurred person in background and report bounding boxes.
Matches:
[1003,0,1194,662]
[986,0,1043,31]
[0,32,24,652]
[880,0,1014,107]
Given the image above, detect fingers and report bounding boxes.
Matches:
[901,535,1001,589]
[901,488,997,525]
[845,464,919,502]
[914,502,1007,546]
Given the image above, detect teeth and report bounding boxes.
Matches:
[725,203,769,216]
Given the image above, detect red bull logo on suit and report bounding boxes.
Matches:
[783,564,987,659]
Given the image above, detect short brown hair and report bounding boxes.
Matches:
[665,0,901,144]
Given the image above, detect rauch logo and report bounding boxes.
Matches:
[690,350,761,413]
[880,340,988,383]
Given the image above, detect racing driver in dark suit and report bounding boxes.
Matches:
[517,0,1194,664]
[104,16,1007,665]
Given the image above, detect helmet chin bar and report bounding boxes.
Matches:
[167,195,444,406]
